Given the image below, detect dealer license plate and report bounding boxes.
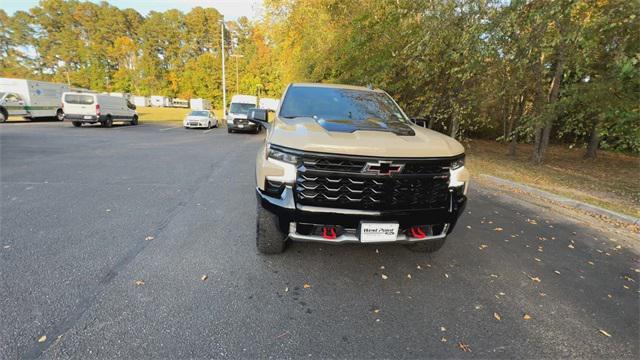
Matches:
[360,222,399,243]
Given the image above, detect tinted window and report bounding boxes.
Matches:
[279,86,414,135]
[189,111,209,116]
[229,103,254,115]
[280,86,408,122]
[64,94,94,105]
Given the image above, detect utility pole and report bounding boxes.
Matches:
[220,18,226,115]
[230,54,244,94]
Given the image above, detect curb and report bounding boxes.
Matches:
[479,174,640,227]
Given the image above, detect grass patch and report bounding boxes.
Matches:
[466,139,640,217]
[137,107,224,123]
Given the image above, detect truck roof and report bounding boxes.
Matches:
[290,82,384,93]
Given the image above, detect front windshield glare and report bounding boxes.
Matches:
[279,86,408,123]
[229,103,255,115]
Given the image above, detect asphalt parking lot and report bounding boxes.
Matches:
[1,121,638,359]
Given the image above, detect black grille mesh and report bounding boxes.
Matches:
[296,154,451,210]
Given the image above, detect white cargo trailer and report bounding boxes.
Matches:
[150,96,171,107]
[132,96,150,107]
[0,78,69,122]
[172,98,189,108]
[190,98,211,111]
[109,92,131,100]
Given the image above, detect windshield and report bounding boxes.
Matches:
[229,103,255,115]
[64,94,94,105]
[279,86,413,135]
[189,111,209,116]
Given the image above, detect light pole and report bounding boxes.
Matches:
[220,18,226,115]
[230,54,244,94]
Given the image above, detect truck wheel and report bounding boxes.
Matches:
[56,109,64,121]
[256,203,286,254]
[404,238,446,253]
[102,116,113,128]
[131,115,138,125]
[72,121,82,127]
[0,109,7,123]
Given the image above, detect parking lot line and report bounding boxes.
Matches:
[158,127,176,131]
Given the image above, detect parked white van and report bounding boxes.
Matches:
[0,78,69,122]
[62,92,138,127]
[226,94,258,133]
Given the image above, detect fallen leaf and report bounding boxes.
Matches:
[607,294,612,298]
[534,258,541,262]
[379,265,385,270]
[539,292,547,297]
[144,236,154,241]
[479,244,488,250]
[490,274,499,278]
[523,314,531,320]
[554,270,561,275]
[303,283,311,289]
[494,312,501,321]
[441,336,447,343]
[381,274,388,280]
[568,244,575,249]
[37,335,47,343]
[623,285,630,290]
[416,265,422,270]
[444,273,449,279]
[527,219,538,225]
[3,245,10,249]
[106,209,111,212]
[134,279,145,286]
[201,275,208,281]
[587,261,594,266]
[458,342,472,352]
[598,329,612,338]
[466,225,472,229]
[499,292,506,296]
[528,275,541,283]
[624,276,635,283]
[373,309,380,314]
[285,287,289,292]
[440,326,446,332]
[406,274,412,279]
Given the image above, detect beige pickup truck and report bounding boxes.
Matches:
[248,83,469,254]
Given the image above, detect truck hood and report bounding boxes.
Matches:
[268,117,464,158]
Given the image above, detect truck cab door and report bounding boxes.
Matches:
[4,93,28,116]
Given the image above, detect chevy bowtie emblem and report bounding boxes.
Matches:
[362,161,404,175]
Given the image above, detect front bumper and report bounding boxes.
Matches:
[257,186,466,243]
[227,120,258,131]
[184,121,208,128]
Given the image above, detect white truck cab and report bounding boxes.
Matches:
[226,94,258,133]
[62,92,138,128]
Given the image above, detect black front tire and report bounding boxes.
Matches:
[404,238,447,253]
[72,121,82,127]
[227,128,233,133]
[131,115,138,125]
[0,109,7,123]
[102,116,113,128]
[256,204,286,254]
[56,109,64,121]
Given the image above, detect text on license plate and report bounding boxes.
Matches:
[360,222,399,243]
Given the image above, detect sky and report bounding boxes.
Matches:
[3,0,264,20]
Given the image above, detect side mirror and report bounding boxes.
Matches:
[410,117,428,128]
[247,108,270,129]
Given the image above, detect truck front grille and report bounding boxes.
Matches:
[295,154,451,211]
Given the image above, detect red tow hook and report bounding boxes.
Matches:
[322,226,337,240]
[410,226,426,239]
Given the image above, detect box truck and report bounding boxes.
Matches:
[190,98,211,111]
[132,96,150,107]
[0,78,69,122]
[150,96,171,107]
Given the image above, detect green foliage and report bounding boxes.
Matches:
[1,0,638,154]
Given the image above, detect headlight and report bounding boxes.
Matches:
[267,145,299,164]
[451,155,465,170]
